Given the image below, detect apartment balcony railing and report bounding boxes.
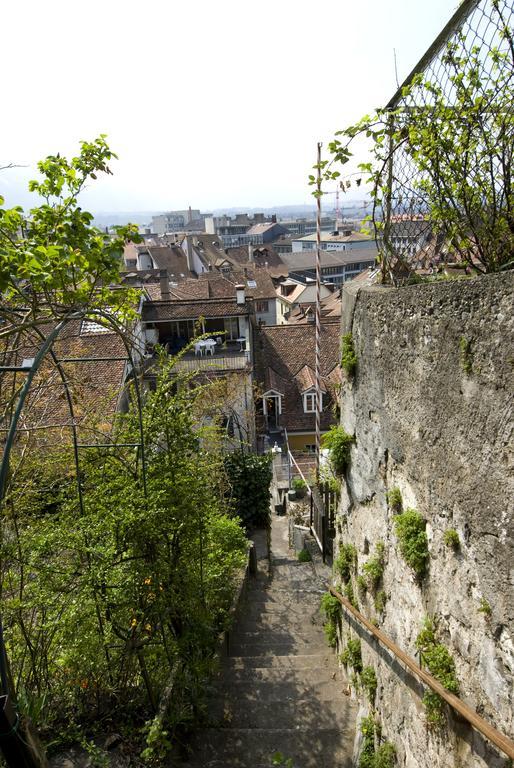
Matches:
[171,349,251,373]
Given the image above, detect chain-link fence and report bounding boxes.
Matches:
[375,0,514,278]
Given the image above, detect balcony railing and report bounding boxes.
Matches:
[171,350,251,372]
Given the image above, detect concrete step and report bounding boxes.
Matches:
[223,653,333,671]
[221,662,340,685]
[208,677,347,703]
[229,623,325,646]
[208,695,352,729]
[228,639,328,657]
[182,727,354,768]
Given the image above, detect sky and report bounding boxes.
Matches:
[1,0,458,214]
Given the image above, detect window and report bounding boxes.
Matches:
[304,392,316,412]
[303,391,322,413]
[255,300,269,312]
[305,444,316,454]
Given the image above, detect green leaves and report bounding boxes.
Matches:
[0,136,141,321]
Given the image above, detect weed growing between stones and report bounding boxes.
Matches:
[320,593,341,648]
[386,487,402,514]
[415,618,459,727]
[341,332,358,377]
[374,590,387,614]
[361,666,378,705]
[394,509,429,578]
[363,541,385,590]
[297,548,312,563]
[343,580,359,609]
[478,597,492,617]
[459,336,473,374]
[335,543,358,582]
[340,636,363,673]
[358,716,396,768]
[443,528,460,549]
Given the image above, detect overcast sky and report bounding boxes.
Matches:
[2,0,457,213]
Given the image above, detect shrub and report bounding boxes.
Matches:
[361,665,377,703]
[340,636,362,673]
[324,621,338,648]
[374,743,396,768]
[292,476,307,497]
[341,332,357,377]
[357,575,368,594]
[386,487,402,513]
[443,528,460,549]
[394,509,429,577]
[334,543,357,583]
[322,426,355,475]
[297,548,312,563]
[362,541,385,590]
[224,452,272,529]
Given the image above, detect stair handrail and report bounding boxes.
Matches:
[329,585,514,760]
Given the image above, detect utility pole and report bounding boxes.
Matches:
[315,143,322,482]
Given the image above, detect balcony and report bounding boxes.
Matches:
[172,348,251,372]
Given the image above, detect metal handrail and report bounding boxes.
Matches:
[329,586,514,760]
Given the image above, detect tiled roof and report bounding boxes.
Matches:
[143,299,248,321]
[0,319,129,439]
[294,364,327,393]
[254,321,341,433]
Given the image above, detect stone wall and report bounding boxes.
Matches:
[336,272,514,767]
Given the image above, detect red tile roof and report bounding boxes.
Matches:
[254,321,341,433]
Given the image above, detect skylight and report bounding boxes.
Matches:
[80,319,115,335]
[247,280,257,288]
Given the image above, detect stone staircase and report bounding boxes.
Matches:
[179,515,357,768]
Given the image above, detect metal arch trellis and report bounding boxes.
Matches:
[0,307,148,509]
[0,306,149,740]
[371,0,514,279]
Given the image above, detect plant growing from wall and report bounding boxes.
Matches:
[357,575,368,595]
[335,542,358,583]
[358,716,396,768]
[415,618,459,727]
[340,636,363,674]
[322,426,355,475]
[362,541,385,591]
[386,487,402,514]
[360,665,378,704]
[321,592,341,648]
[341,332,358,377]
[344,580,359,610]
[374,590,387,614]
[443,528,460,550]
[459,337,473,375]
[478,597,492,617]
[394,508,429,578]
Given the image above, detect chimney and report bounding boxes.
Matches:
[159,269,170,301]
[145,227,151,235]
[248,243,253,263]
[188,205,193,223]
[235,284,245,305]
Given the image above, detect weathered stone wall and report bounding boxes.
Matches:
[337,273,514,767]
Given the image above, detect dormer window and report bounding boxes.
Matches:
[303,390,322,413]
